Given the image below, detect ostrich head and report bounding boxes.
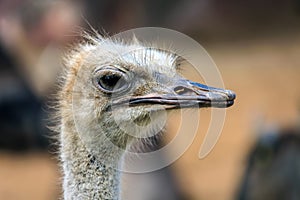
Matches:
[65,36,235,161]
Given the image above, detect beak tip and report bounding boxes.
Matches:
[227,100,235,107]
[224,90,236,108]
[226,90,236,101]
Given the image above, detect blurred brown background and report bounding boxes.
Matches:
[0,0,300,200]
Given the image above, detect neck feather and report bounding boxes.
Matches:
[60,120,123,200]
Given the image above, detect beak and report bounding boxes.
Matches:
[113,78,235,110]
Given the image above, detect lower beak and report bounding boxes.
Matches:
[114,80,235,109]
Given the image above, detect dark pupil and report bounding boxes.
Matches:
[99,74,122,91]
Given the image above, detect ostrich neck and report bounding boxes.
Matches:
[60,120,124,200]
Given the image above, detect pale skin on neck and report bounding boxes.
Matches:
[60,120,122,199]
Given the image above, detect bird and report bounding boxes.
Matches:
[56,33,235,200]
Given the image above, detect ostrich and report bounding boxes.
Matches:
[57,34,235,199]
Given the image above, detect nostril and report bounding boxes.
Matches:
[174,86,185,95]
[174,86,195,95]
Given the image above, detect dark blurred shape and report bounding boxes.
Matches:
[0,44,49,151]
[0,0,80,151]
[82,0,300,42]
[237,127,300,200]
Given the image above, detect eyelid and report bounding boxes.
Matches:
[94,65,128,74]
[93,66,132,94]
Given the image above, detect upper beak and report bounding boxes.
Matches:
[113,78,236,110]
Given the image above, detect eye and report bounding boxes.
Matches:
[93,67,130,94]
